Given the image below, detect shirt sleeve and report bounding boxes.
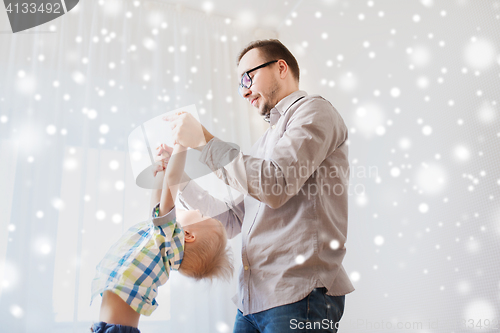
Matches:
[179,180,245,239]
[150,202,177,227]
[199,98,348,209]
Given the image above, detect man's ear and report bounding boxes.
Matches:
[184,230,196,243]
[278,59,288,79]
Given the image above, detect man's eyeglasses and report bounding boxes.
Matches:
[238,60,278,97]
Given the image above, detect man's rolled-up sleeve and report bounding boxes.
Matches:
[199,98,347,209]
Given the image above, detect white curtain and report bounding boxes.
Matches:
[0,1,266,332]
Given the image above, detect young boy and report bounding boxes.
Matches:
[90,142,233,332]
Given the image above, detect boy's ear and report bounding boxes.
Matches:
[184,230,196,243]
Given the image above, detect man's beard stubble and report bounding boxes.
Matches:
[260,80,280,117]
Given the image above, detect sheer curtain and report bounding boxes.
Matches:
[0,1,265,332]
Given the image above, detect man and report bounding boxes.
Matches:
[166,39,354,333]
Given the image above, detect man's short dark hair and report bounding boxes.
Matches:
[237,39,300,83]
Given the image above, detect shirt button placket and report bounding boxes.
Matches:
[241,237,251,313]
[244,262,250,313]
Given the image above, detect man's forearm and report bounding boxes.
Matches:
[204,128,214,145]
[179,177,245,239]
[194,127,214,152]
[179,171,191,191]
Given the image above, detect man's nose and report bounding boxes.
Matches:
[241,86,252,98]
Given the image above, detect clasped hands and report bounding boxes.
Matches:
[163,111,214,150]
[153,111,214,177]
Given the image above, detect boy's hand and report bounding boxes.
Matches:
[152,161,165,177]
[156,143,173,160]
[153,144,173,177]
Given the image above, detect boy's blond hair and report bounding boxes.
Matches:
[179,221,233,282]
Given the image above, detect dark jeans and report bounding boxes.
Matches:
[233,287,345,333]
[90,322,141,333]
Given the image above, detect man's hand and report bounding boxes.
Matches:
[163,111,214,150]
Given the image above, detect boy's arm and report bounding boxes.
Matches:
[150,144,171,212]
[150,182,163,213]
[149,147,191,214]
[149,143,174,213]
[159,144,188,216]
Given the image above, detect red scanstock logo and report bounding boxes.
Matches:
[4,0,80,33]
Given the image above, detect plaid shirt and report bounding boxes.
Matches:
[91,204,184,316]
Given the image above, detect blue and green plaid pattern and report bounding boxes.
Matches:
[91,204,184,316]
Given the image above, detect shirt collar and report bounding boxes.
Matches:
[264,90,307,124]
[274,90,308,116]
[168,222,185,271]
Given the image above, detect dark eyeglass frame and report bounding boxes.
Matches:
[238,60,278,97]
